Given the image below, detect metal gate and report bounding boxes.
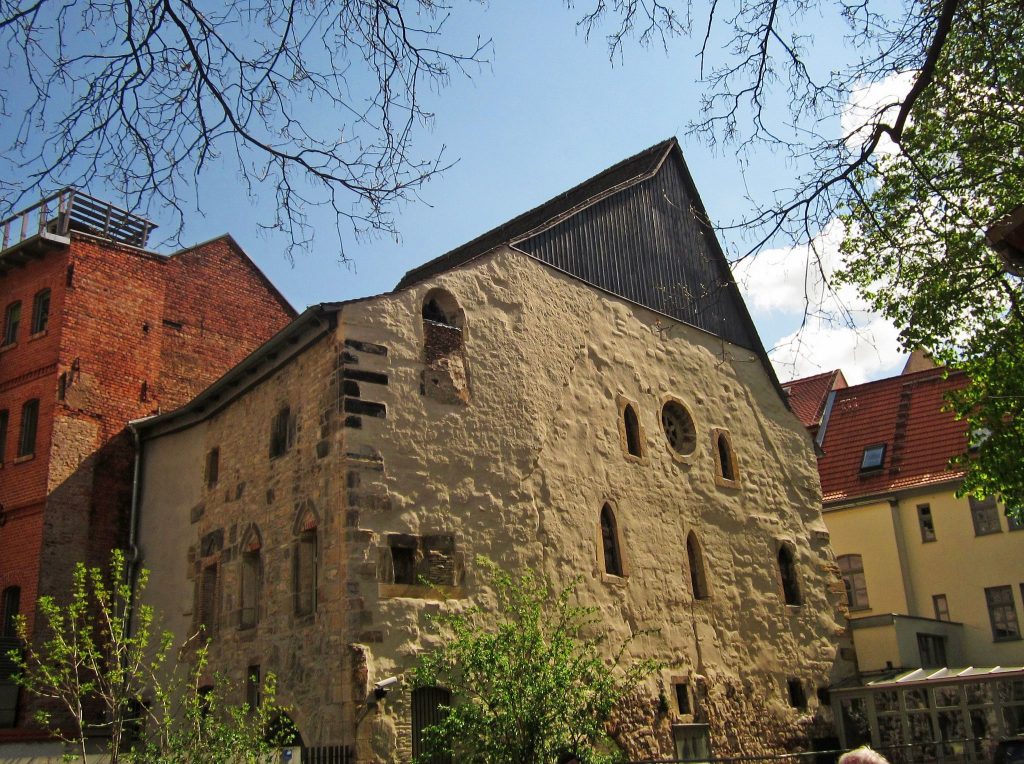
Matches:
[300,744,355,763]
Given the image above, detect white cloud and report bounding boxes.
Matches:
[730,72,921,385]
[841,71,917,158]
[769,317,905,385]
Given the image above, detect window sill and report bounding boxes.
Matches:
[0,342,16,353]
[714,475,741,490]
[994,635,1022,643]
[601,573,628,587]
[12,454,34,464]
[921,537,937,543]
[28,330,47,342]
[974,529,1003,537]
[621,452,645,464]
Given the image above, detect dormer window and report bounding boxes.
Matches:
[860,444,886,471]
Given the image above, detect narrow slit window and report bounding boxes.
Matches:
[674,682,690,714]
[206,447,220,489]
[600,503,623,577]
[623,404,642,457]
[787,679,807,709]
[778,544,801,606]
[686,532,709,600]
[269,405,293,459]
[713,430,739,485]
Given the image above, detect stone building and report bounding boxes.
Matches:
[786,359,1024,758]
[134,139,850,760]
[0,190,295,736]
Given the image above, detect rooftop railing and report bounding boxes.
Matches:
[0,188,156,254]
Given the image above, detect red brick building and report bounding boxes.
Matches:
[0,190,295,731]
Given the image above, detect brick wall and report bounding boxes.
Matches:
[1,231,294,660]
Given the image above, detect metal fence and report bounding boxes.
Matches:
[300,744,356,764]
[626,737,992,764]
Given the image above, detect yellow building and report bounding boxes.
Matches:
[787,361,1024,757]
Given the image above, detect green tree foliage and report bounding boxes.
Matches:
[410,560,658,764]
[840,0,1024,512]
[10,550,291,763]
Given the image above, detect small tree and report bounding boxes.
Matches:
[410,560,658,764]
[10,550,290,763]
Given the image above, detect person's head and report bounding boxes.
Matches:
[838,746,889,764]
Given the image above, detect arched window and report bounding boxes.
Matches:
[686,532,709,600]
[837,554,869,611]
[31,289,50,334]
[1,586,20,637]
[412,686,452,764]
[600,504,623,577]
[778,544,801,606]
[623,404,642,457]
[715,431,737,483]
[240,528,263,629]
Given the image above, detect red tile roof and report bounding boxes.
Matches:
[784,370,847,429]
[814,368,970,504]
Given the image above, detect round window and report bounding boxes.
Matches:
[661,400,696,456]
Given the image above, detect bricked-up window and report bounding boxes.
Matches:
[1,586,20,637]
[198,564,218,635]
[917,504,936,542]
[971,495,1002,536]
[412,686,452,764]
[686,532,709,600]
[0,409,8,464]
[986,585,1020,641]
[383,534,461,588]
[269,405,294,459]
[933,594,950,621]
[205,447,219,489]
[2,301,20,345]
[778,544,801,606]
[239,547,261,629]
[294,529,317,617]
[31,289,50,334]
[837,554,869,611]
[600,504,623,577]
[623,404,642,457]
[787,679,807,709]
[17,399,39,458]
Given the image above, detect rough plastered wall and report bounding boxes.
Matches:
[336,247,850,761]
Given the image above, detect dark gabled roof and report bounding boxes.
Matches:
[816,368,970,504]
[397,139,676,289]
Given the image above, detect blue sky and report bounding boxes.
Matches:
[4,0,909,383]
